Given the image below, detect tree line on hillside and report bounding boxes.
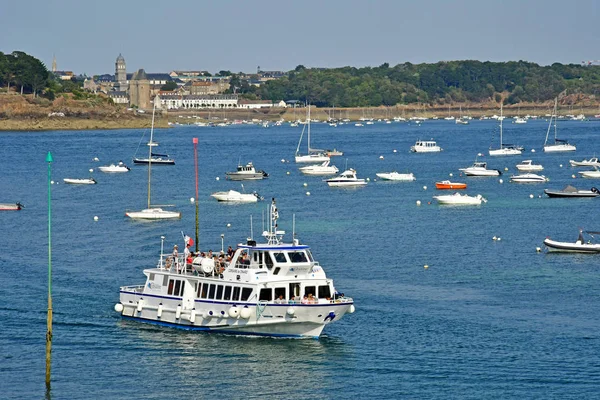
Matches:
[231,61,600,107]
[2,51,600,107]
[0,51,85,100]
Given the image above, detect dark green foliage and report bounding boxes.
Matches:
[252,61,600,106]
[160,81,178,91]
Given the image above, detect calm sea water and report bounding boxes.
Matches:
[1,118,600,399]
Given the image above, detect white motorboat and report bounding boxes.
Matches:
[375,171,416,181]
[0,202,24,211]
[569,157,600,167]
[63,178,97,185]
[544,230,600,253]
[460,161,501,176]
[489,104,522,156]
[299,161,339,176]
[543,98,576,152]
[295,106,330,163]
[516,160,544,171]
[410,140,442,153]
[544,185,599,198]
[115,198,355,338]
[578,168,600,179]
[226,162,269,181]
[126,103,181,220]
[211,189,262,203]
[433,193,487,205]
[510,173,548,183]
[513,117,527,124]
[98,162,130,173]
[326,169,367,187]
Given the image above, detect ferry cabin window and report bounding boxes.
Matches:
[174,280,181,297]
[289,251,308,263]
[273,252,287,263]
[200,283,208,299]
[224,285,232,301]
[216,285,224,300]
[208,284,216,299]
[318,285,331,299]
[168,279,174,295]
[274,287,286,300]
[304,286,316,297]
[163,275,169,287]
[232,286,241,301]
[289,283,300,299]
[149,273,155,281]
[241,287,253,301]
[265,252,274,269]
[273,267,281,275]
[306,250,314,262]
[259,288,273,301]
[179,282,185,296]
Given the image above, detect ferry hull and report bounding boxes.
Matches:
[117,291,353,338]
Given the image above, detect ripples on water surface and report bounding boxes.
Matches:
[1,119,600,398]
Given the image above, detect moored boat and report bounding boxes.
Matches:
[376,171,416,181]
[433,192,487,205]
[510,173,548,183]
[435,180,467,190]
[578,168,600,179]
[516,160,544,172]
[115,198,355,338]
[326,168,367,187]
[211,189,262,203]
[544,185,599,198]
[98,162,130,173]
[570,157,600,167]
[299,161,339,176]
[0,202,24,211]
[63,178,97,185]
[459,161,501,176]
[226,162,269,181]
[543,230,600,253]
[410,140,442,153]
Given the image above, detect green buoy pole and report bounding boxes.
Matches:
[45,151,53,389]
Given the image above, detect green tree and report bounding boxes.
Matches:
[160,81,178,91]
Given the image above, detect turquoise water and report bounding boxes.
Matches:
[1,118,600,398]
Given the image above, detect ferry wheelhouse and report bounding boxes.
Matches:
[115,199,355,338]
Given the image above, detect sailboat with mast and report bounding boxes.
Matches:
[544,97,576,152]
[489,103,522,156]
[126,103,181,220]
[295,105,330,163]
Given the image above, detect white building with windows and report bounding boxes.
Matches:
[155,94,238,110]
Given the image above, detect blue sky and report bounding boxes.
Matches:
[2,0,598,75]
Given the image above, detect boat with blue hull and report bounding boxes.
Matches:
[115,198,355,338]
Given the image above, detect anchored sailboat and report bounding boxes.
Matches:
[489,103,522,156]
[544,98,576,153]
[295,106,330,163]
[126,103,181,220]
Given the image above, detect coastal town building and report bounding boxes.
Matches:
[83,78,99,93]
[238,99,275,109]
[154,94,238,110]
[114,53,127,91]
[129,69,151,109]
[108,91,128,104]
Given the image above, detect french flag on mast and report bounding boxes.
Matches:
[182,231,194,247]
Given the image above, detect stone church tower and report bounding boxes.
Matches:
[129,69,150,110]
[115,53,127,91]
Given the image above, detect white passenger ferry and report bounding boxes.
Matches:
[410,140,442,153]
[115,199,355,338]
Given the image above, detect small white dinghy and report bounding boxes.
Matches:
[433,193,487,205]
[375,171,416,181]
[569,157,600,167]
[543,230,600,253]
[510,173,548,183]
[578,168,600,179]
[63,178,97,185]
